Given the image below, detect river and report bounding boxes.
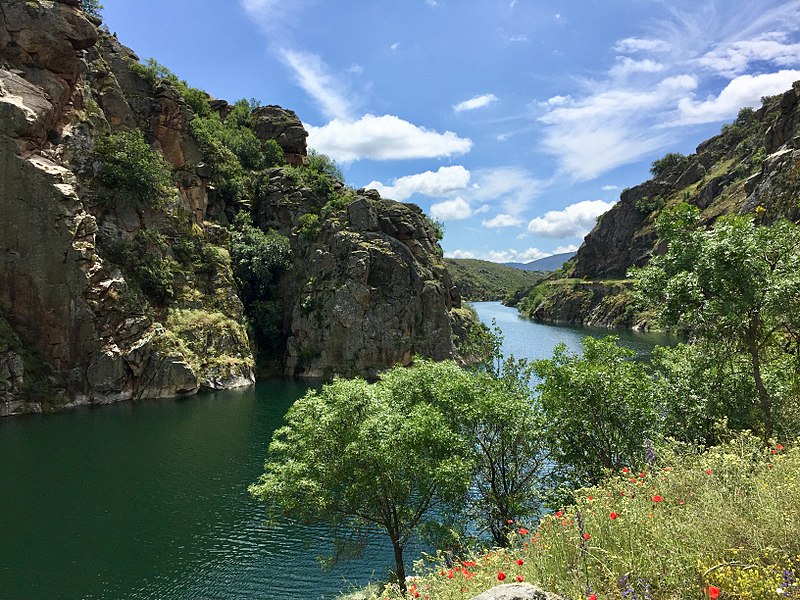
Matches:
[0,302,673,599]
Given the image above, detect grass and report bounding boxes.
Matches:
[369,433,800,599]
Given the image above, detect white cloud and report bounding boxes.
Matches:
[446,249,476,259]
[390,42,400,51]
[307,114,473,162]
[537,76,698,180]
[527,200,615,238]
[454,93,499,112]
[430,197,472,221]
[239,0,311,30]
[610,57,665,78]
[365,166,470,201]
[698,33,800,77]
[366,165,541,214]
[281,49,352,120]
[482,214,523,228]
[484,248,550,263]
[601,184,619,191]
[468,167,544,214]
[677,70,800,125]
[613,37,671,53]
[553,244,580,254]
[540,95,572,107]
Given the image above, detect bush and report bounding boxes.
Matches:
[93,129,174,208]
[80,0,102,18]
[650,152,687,179]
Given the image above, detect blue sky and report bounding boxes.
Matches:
[101,0,800,262]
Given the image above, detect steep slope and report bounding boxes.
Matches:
[521,83,800,327]
[0,0,478,414]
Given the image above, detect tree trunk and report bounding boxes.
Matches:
[747,330,773,441]
[392,539,406,592]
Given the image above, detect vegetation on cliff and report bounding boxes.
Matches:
[521,86,800,329]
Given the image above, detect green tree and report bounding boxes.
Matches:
[633,205,800,439]
[80,0,103,18]
[378,357,549,548]
[249,369,471,591]
[532,336,659,488]
[650,152,687,178]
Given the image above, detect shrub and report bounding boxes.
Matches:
[93,129,174,208]
[650,152,687,179]
[80,0,102,18]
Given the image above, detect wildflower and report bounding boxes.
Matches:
[556,510,563,518]
[708,585,721,598]
[516,558,524,565]
[776,443,784,450]
[588,595,597,600]
[610,511,618,519]
[518,528,529,535]
[652,494,663,503]
[622,467,629,473]
[516,575,524,582]
[507,519,514,524]
[645,437,656,465]
[706,469,713,475]
[583,533,591,540]
[497,570,506,581]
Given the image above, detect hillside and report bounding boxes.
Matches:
[0,0,481,415]
[444,259,544,301]
[503,251,576,272]
[520,83,800,328]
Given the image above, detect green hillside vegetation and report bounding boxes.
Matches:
[253,213,800,599]
[445,258,545,302]
[520,89,800,329]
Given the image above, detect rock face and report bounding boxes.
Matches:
[0,0,475,414]
[256,173,466,379]
[529,82,800,327]
[470,583,563,600]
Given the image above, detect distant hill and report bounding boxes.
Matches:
[444,259,545,302]
[504,251,577,272]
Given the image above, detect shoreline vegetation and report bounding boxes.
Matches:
[252,209,800,599]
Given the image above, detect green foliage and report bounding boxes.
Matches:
[249,365,472,590]
[122,229,178,304]
[443,258,543,302]
[373,433,800,600]
[634,212,800,439]
[127,58,211,116]
[229,213,291,351]
[532,336,659,489]
[633,194,665,215]
[80,0,103,18]
[296,212,321,240]
[424,215,445,241]
[285,150,350,207]
[93,129,174,208]
[650,152,687,178]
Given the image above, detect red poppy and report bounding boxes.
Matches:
[583,533,591,540]
[556,510,563,518]
[622,467,629,473]
[516,575,524,582]
[507,519,514,524]
[706,469,713,475]
[516,558,524,565]
[588,495,593,500]
[708,585,721,598]
[518,528,529,535]
[652,495,663,503]
[588,594,597,600]
[609,511,618,519]
[776,443,784,450]
[497,571,506,581]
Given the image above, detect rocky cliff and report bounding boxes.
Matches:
[0,0,477,415]
[522,82,800,327]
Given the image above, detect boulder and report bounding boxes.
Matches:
[251,105,308,166]
[470,583,563,600]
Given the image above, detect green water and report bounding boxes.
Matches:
[0,302,675,599]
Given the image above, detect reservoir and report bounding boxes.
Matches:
[0,302,673,599]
